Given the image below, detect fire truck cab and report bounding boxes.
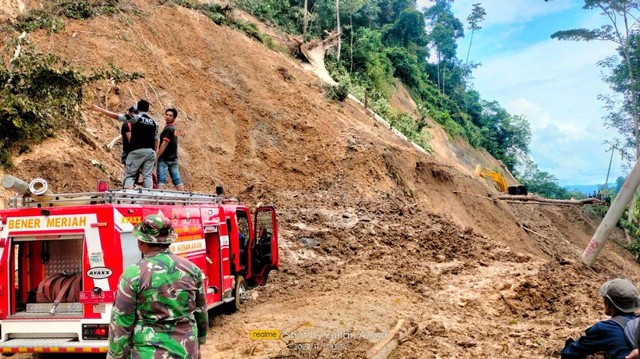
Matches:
[0,186,279,355]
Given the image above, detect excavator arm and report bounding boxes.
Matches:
[474,165,528,195]
[475,165,509,193]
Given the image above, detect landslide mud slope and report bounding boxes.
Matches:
[2,1,639,358]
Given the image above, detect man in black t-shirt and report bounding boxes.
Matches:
[90,99,159,189]
[120,105,137,164]
[156,108,185,191]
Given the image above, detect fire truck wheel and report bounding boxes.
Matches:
[231,275,247,312]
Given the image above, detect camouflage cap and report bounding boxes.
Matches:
[133,214,178,244]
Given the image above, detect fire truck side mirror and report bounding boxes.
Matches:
[215,186,224,196]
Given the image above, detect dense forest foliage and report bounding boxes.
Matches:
[235,0,577,198]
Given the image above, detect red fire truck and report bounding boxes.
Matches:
[0,178,279,355]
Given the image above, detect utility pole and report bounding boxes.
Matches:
[583,157,640,266]
[604,144,618,193]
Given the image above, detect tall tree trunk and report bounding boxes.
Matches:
[336,0,341,62]
[436,52,441,91]
[350,14,354,73]
[465,29,475,66]
[303,0,308,38]
[621,7,640,159]
[442,63,447,95]
[463,30,475,115]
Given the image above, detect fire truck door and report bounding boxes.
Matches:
[252,207,279,282]
[204,231,223,303]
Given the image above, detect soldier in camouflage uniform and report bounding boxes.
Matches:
[107,214,208,359]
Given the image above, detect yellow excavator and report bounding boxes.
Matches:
[475,164,528,195]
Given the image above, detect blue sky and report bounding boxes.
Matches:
[416,0,625,186]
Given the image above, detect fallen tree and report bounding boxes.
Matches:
[495,194,602,206]
[288,30,341,84]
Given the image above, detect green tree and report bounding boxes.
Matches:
[381,8,428,48]
[465,3,486,66]
[376,0,414,25]
[479,101,531,171]
[424,0,464,94]
[340,0,365,71]
[385,46,422,87]
[617,175,626,193]
[519,158,571,199]
[551,0,640,159]
[599,33,640,161]
[359,0,381,28]
[350,27,394,94]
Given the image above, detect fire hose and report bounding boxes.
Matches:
[35,272,82,315]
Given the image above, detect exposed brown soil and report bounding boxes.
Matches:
[3,2,640,358]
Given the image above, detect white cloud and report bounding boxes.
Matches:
[484,43,624,183]
[470,37,623,184]
[416,0,574,27]
[416,0,625,185]
[530,123,622,185]
[475,40,615,122]
[507,98,555,129]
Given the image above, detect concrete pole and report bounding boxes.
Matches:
[582,158,640,266]
[1,175,30,195]
[604,146,615,193]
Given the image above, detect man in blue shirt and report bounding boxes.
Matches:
[562,278,640,359]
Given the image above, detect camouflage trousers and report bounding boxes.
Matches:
[128,321,200,359]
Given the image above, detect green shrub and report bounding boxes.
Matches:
[0,40,141,168]
[63,2,101,19]
[167,1,229,25]
[325,83,350,102]
[15,0,122,33]
[233,20,262,42]
[623,218,640,261]
[87,63,143,84]
[15,10,65,33]
[388,112,433,153]
[206,12,227,25]
[234,0,300,34]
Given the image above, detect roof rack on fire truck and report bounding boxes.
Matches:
[2,176,233,209]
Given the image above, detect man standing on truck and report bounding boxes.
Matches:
[107,214,208,359]
[156,108,185,191]
[90,99,158,189]
[120,105,137,164]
